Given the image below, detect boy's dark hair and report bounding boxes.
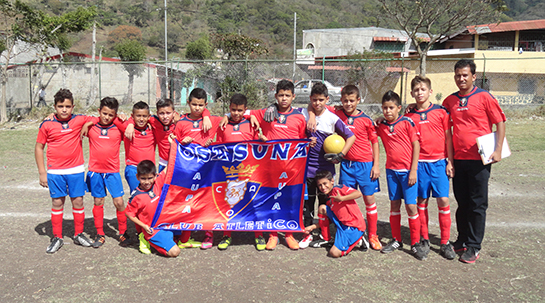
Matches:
[382,90,401,106]
[315,170,334,181]
[53,88,74,105]
[310,82,328,97]
[137,160,156,176]
[230,93,248,107]
[99,97,119,112]
[454,59,476,75]
[188,88,207,102]
[276,79,294,94]
[411,76,432,90]
[133,101,149,111]
[156,98,174,110]
[341,85,360,98]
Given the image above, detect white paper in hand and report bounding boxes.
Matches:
[476,132,511,165]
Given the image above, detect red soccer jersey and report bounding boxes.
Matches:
[442,86,506,160]
[148,116,177,163]
[173,115,222,146]
[123,121,156,166]
[87,117,124,173]
[216,118,257,143]
[36,114,92,171]
[249,108,306,140]
[326,185,366,231]
[405,104,449,161]
[336,109,378,162]
[376,116,420,171]
[124,172,166,240]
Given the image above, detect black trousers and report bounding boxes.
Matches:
[453,160,491,250]
[303,177,328,227]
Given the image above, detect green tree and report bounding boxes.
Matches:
[0,1,97,122]
[344,51,396,103]
[185,35,212,60]
[379,0,506,76]
[114,39,147,104]
[211,33,268,59]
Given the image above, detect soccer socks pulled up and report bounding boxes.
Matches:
[116,210,127,235]
[93,205,104,235]
[366,203,378,236]
[408,214,421,246]
[418,203,429,240]
[73,207,85,236]
[389,211,402,242]
[51,208,63,238]
[318,213,331,241]
[438,205,452,245]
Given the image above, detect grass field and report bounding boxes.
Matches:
[0,117,544,302]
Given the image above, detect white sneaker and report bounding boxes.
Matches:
[299,233,313,249]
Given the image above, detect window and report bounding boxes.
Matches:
[518,78,536,94]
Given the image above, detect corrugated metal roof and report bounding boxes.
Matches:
[373,36,407,42]
[467,19,545,34]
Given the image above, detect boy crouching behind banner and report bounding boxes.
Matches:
[304,170,367,258]
[125,160,181,257]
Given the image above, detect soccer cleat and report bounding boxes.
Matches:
[460,247,480,264]
[46,237,64,254]
[310,235,330,248]
[266,235,279,250]
[92,235,106,248]
[421,239,431,256]
[452,239,466,253]
[255,236,266,251]
[381,239,403,254]
[178,238,202,249]
[411,242,428,260]
[359,232,370,251]
[74,233,93,247]
[218,236,232,251]
[285,234,299,250]
[201,235,213,250]
[299,234,313,249]
[369,234,382,250]
[440,241,457,260]
[138,233,151,255]
[118,232,131,247]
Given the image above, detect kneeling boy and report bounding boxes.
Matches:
[304,170,367,258]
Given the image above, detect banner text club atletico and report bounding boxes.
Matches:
[150,139,310,232]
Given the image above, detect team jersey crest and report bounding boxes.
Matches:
[101,128,108,136]
[163,125,170,131]
[420,113,427,121]
[193,121,199,128]
[234,124,240,131]
[347,117,354,125]
[278,115,286,124]
[62,122,69,129]
[459,97,468,107]
[389,125,394,133]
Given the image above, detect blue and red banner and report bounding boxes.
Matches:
[151,139,310,232]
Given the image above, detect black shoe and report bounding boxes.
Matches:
[452,239,466,253]
[421,239,430,256]
[381,239,403,254]
[74,233,92,247]
[358,232,370,251]
[46,237,64,254]
[411,242,427,260]
[460,247,480,263]
[92,235,106,248]
[310,235,331,248]
[119,232,132,247]
[440,241,456,260]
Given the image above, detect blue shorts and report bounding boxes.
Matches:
[386,169,417,204]
[47,172,86,199]
[86,171,125,198]
[339,160,380,196]
[327,207,364,252]
[149,230,177,256]
[124,165,139,193]
[417,160,450,199]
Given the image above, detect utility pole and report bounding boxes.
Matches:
[89,21,96,106]
[164,0,168,98]
[293,12,297,81]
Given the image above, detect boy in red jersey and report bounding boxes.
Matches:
[215,93,267,251]
[404,76,456,260]
[442,60,506,264]
[83,97,130,248]
[304,170,367,258]
[35,89,94,253]
[172,88,222,249]
[376,90,426,260]
[125,160,181,257]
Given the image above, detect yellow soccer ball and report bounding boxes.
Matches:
[323,134,345,154]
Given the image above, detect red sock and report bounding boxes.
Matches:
[254,231,263,237]
[205,231,213,238]
[224,231,232,237]
[418,203,429,240]
[438,205,451,245]
[72,207,85,236]
[51,208,63,238]
[116,210,127,235]
[318,213,331,241]
[408,214,421,245]
[285,231,293,238]
[270,231,278,237]
[341,236,362,257]
[180,231,191,243]
[366,203,378,236]
[390,211,402,242]
[93,205,104,235]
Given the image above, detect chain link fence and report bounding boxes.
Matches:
[3,55,545,118]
